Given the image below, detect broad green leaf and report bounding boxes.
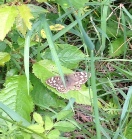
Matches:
[0,6,17,41]
[58,137,67,139]
[0,52,10,66]
[30,74,66,108]
[28,124,45,133]
[0,75,33,122]
[45,116,53,130]
[16,15,27,36]
[31,134,46,139]
[27,4,48,18]
[19,132,31,139]
[33,60,92,105]
[57,44,85,69]
[109,37,125,57]
[43,44,85,69]
[55,0,87,9]
[106,21,122,37]
[0,41,6,51]
[47,129,60,139]
[17,37,37,47]
[54,121,76,132]
[33,112,44,126]
[17,4,34,30]
[57,110,73,121]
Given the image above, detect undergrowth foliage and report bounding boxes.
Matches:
[0,0,132,138]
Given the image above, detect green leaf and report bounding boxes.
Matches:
[124,119,132,139]
[57,110,73,121]
[17,4,34,30]
[45,116,53,130]
[109,37,125,57]
[44,44,85,69]
[19,132,31,139]
[47,129,60,139]
[33,112,44,126]
[106,21,121,37]
[58,137,67,139]
[0,75,33,122]
[33,60,92,105]
[16,15,27,36]
[0,6,17,41]
[0,52,10,66]
[0,41,6,51]
[55,0,87,9]
[27,4,48,19]
[28,124,45,133]
[54,121,76,132]
[36,0,47,3]
[0,102,30,126]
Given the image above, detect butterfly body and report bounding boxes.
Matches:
[46,72,90,93]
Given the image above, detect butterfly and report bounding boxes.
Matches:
[46,72,91,93]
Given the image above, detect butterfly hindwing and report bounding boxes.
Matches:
[74,72,88,84]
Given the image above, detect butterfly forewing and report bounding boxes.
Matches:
[46,76,68,93]
[46,76,60,88]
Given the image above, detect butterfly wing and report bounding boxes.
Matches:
[46,72,91,93]
[46,76,68,93]
[73,72,89,85]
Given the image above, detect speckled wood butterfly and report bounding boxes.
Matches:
[46,72,91,93]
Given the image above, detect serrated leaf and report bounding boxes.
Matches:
[33,112,44,126]
[45,116,53,130]
[33,60,92,105]
[17,4,34,30]
[109,37,125,57]
[57,110,73,121]
[57,44,85,69]
[47,129,60,139]
[28,124,45,133]
[44,44,85,69]
[54,121,76,132]
[0,75,33,122]
[0,52,10,66]
[0,6,17,41]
